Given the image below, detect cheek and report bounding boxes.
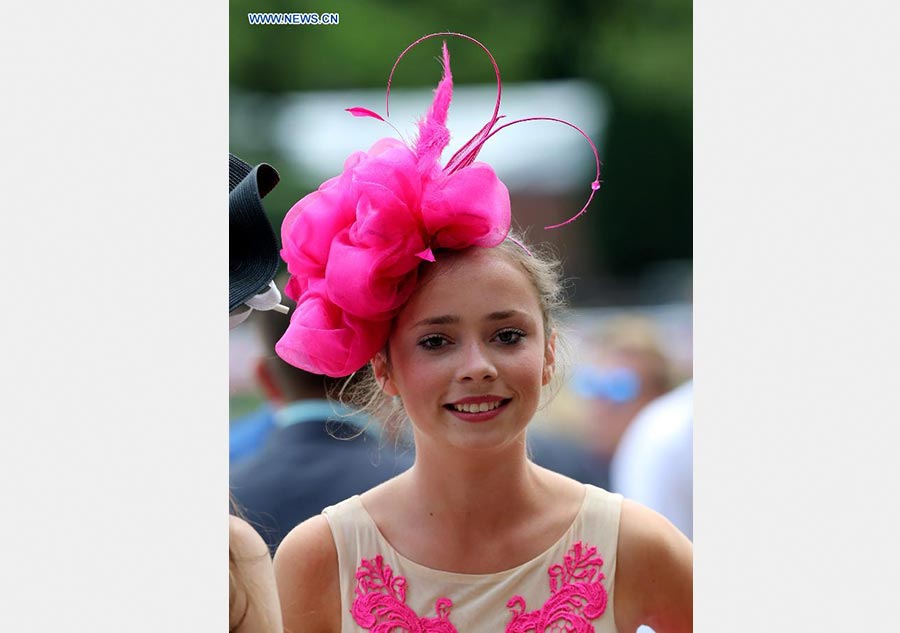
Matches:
[390,349,446,396]
[509,348,547,391]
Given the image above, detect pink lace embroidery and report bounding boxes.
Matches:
[505,541,608,632]
[350,541,607,633]
[351,555,458,632]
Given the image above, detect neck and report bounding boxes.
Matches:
[403,431,548,530]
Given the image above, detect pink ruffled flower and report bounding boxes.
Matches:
[276,278,392,379]
[276,42,511,377]
[422,162,511,250]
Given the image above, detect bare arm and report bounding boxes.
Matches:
[273,515,342,633]
[230,516,283,633]
[614,500,693,633]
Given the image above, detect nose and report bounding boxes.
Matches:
[456,340,498,382]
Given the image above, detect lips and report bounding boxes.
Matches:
[443,396,512,422]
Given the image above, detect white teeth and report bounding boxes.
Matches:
[452,400,503,413]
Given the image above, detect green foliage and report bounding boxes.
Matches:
[232,1,586,88]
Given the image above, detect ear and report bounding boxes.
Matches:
[542,330,557,386]
[371,351,399,397]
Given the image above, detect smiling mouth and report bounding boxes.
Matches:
[444,398,511,414]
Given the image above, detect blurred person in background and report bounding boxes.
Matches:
[526,425,611,489]
[230,293,415,556]
[612,380,693,540]
[230,399,278,466]
[572,315,675,480]
[228,153,286,633]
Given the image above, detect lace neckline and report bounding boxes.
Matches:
[350,484,591,581]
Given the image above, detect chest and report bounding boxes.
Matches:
[346,539,616,633]
[376,508,577,575]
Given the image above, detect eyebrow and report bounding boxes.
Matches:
[412,310,526,328]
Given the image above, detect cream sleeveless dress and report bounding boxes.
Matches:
[322,484,623,632]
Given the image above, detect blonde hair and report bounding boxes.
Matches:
[335,231,572,435]
[229,498,255,633]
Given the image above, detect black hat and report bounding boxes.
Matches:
[229,153,280,312]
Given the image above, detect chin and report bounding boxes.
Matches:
[445,423,530,454]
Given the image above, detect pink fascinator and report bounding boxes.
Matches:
[276,32,601,377]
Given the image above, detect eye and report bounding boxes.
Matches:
[417,334,451,350]
[493,328,525,345]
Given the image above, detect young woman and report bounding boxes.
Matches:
[272,34,692,632]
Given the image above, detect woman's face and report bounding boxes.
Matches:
[375,247,555,453]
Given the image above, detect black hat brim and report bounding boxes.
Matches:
[229,154,281,312]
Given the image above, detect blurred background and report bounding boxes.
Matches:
[229,1,693,546]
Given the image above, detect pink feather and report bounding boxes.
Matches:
[414,42,453,171]
[346,107,385,122]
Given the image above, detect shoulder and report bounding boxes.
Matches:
[614,500,693,633]
[229,516,282,633]
[230,514,271,558]
[273,514,341,632]
[357,470,411,524]
[275,513,340,576]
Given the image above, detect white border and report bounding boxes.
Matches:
[1,2,226,630]
[695,0,900,628]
